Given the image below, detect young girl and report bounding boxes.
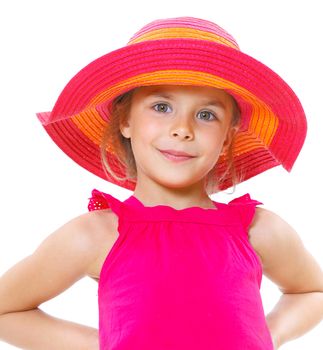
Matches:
[0,16,323,350]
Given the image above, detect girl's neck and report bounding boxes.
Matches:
[132,188,216,210]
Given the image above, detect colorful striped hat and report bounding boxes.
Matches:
[37,17,307,191]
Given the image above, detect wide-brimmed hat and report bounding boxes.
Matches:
[37,16,307,191]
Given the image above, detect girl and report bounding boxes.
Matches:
[0,16,323,350]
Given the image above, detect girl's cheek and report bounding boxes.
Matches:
[141,121,163,138]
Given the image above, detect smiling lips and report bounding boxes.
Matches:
[159,149,196,162]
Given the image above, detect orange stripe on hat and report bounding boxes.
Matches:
[127,28,239,49]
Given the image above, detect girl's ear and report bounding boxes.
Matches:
[120,120,131,139]
[221,126,239,154]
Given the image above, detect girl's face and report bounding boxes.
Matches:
[120,85,237,194]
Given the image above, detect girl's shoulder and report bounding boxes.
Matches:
[0,208,120,315]
[39,208,119,281]
[249,207,315,288]
[248,206,289,266]
[250,206,323,294]
[81,205,119,234]
[77,208,119,280]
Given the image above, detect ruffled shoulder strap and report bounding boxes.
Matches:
[88,189,123,217]
[228,193,263,231]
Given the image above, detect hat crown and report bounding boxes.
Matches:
[127,16,240,50]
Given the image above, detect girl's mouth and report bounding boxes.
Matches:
[159,150,195,163]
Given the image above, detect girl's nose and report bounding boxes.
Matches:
[170,113,194,140]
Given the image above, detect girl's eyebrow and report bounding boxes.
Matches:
[148,92,174,100]
[148,93,226,110]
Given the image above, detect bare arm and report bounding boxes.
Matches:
[250,208,323,348]
[0,209,113,349]
[0,308,98,350]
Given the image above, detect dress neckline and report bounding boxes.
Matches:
[89,188,252,224]
[125,195,226,212]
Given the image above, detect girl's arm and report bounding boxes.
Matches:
[250,207,323,348]
[0,308,98,350]
[0,209,114,349]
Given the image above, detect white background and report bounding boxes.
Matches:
[0,0,322,348]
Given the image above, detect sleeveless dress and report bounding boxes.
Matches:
[88,189,274,350]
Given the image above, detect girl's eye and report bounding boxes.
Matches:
[197,110,217,121]
[153,103,171,113]
[152,104,217,121]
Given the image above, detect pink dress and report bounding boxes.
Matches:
[88,189,274,350]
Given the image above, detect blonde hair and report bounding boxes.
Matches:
[100,87,241,194]
[204,97,241,194]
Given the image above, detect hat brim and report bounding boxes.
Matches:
[37,38,307,191]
